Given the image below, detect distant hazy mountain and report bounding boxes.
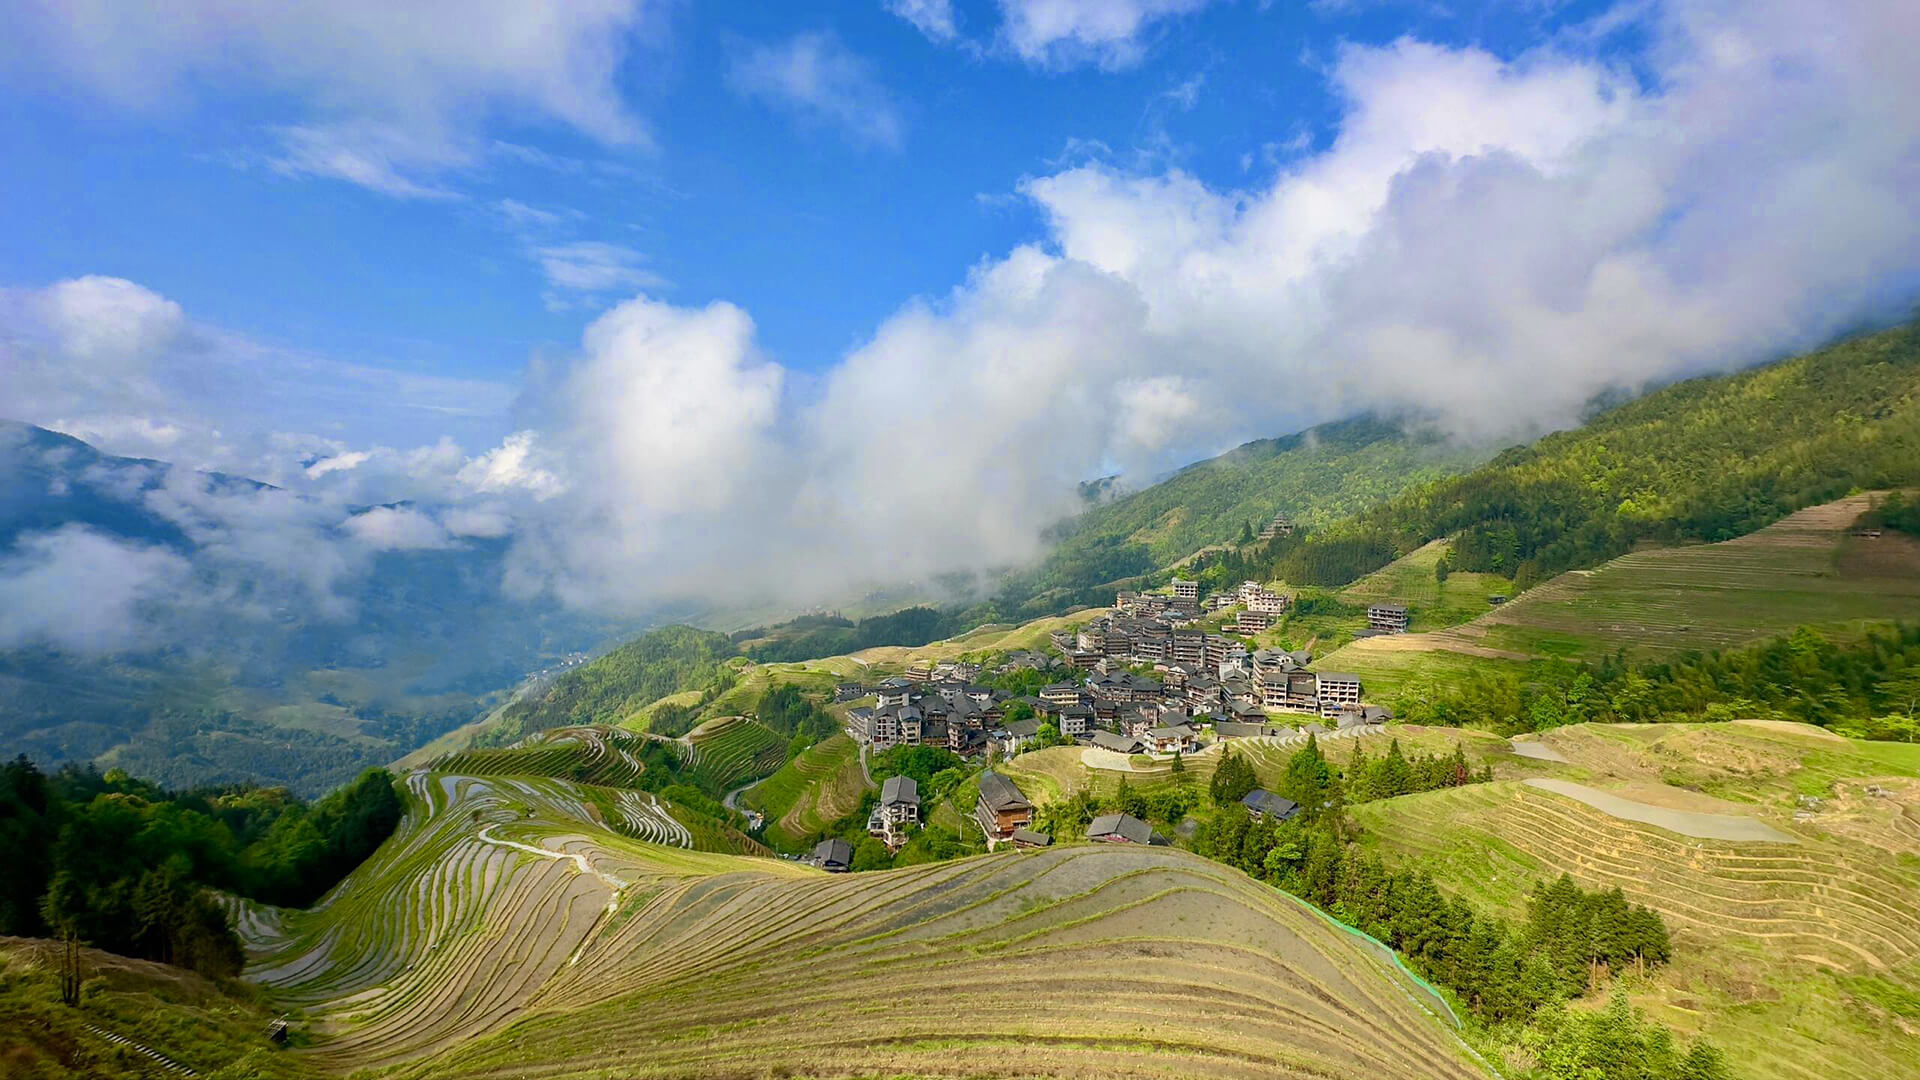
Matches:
[0,421,640,795]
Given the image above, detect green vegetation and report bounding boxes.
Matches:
[1861,489,1920,536]
[739,734,870,848]
[1394,623,1920,740]
[1204,322,1920,590]
[998,416,1481,609]
[682,717,787,794]
[1193,736,1717,1079]
[734,606,957,663]
[1337,540,1516,632]
[0,939,317,1080]
[0,757,400,979]
[489,626,738,741]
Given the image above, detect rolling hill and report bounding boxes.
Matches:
[219,746,1489,1079]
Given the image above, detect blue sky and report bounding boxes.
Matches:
[3,0,1917,617]
[4,0,1616,390]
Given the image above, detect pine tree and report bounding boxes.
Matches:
[1346,741,1374,802]
[1378,738,1412,798]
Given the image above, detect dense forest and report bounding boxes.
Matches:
[1397,623,1920,740]
[1198,322,1920,589]
[0,758,402,978]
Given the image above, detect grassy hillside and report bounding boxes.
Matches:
[0,937,317,1079]
[1319,492,1920,697]
[1209,322,1920,591]
[1349,721,1920,1080]
[234,760,1486,1079]
[488,626,737,741]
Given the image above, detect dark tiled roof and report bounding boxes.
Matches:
[1010,828,1053,847]
[882,775,919,806]
[812,838,852,868]
[976,771,1031,812]
[1241,788,1300,820]
[1087,813,1160,844]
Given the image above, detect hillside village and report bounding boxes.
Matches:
[808,566,1403,866]
[840,561,1402,765]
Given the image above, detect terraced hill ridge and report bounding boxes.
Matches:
[1350,721,1920,1080]
[231,757,1489,1079]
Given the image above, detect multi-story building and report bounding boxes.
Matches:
[869,775,921,850]
[1169,578,1199,603]
[1171,628,1206,665]
[1041,681,1084,707]
[1316,672,1362,717]
[1367,604,1411,634]
[976,772,1034,849]
[1236,609,1273,634]
[1258,514,1294,541]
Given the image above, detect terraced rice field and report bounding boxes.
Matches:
[679,715,787,793]
[429,725,651,786]
[1451,495,1920,660]
[231,748,1495,1079]
[1353,771,1920,1080]
[740,733,871,848]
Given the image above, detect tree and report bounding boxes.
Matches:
[851,837,893,872]
[58,928,81,1007]
[1280,735,1334,814]
[1875,666,1920,720]
[1170,751,1185,777]
[1209,750,1257,806]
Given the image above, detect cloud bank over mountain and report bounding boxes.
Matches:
[4,0,1919,638]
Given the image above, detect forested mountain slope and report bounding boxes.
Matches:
[991,416,1481,614]
[1205,322,1920,589]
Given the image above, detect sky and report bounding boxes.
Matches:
[3,0,1920,630]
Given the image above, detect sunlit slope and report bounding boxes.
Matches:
[245,765,1488,1078]
[1319,493,1920,686]
[1351,722,1920,1080]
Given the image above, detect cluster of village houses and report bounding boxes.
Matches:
[807,558,1407,867]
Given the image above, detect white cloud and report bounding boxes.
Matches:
[34,276,186,369]
[996,0,1216,69]
[343,506,454,551]
[442,505,515,539]
[306,450,372,479]
[7,0,658,196]
[0,527,193,653]
[727,32,906,150]
[458,432,566,500]
[501,0,1920,616]
[8,0,1920,632]
[886,0,961,42]
[534,241,667,296]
